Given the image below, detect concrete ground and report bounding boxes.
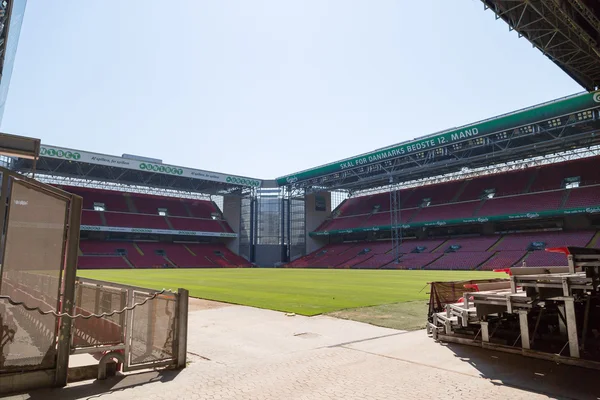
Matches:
[7,298,600,400]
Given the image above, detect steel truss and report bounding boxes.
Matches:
[12,156,252,198]
[353,145,600,198]
[482,0,600,91]
[286,108,600,194]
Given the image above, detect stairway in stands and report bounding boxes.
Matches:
[124,193,138,213]
[588,231,600,248]
[122,256,135,268]
[524,169,539,193]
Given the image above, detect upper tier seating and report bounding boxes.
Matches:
[104,212,171,230]
[188,200,220,218]
[363,208,418,227]
[317,215,368,231]
[59,186,234,233]
[412,201,479,222]
[81,210,104,226]
[404,180,464,207]
[313,156,600,234]
[168,217,225,232]
[67,186,129,212]
[132,194,190,217]
[477,191,563,216]
[531,157,600,191]
[564,185,600,209]
[459,169,531,201]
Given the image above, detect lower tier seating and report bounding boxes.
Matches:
[424,252,494,270]
[480,251,526,271]
[383,253,442,270]
[289,230,598,270]
[77,240,251,269]
[77,256,131,269]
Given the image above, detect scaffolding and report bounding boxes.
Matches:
[389,179,401,263]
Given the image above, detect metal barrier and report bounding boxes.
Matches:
[72,277,188,377]
[0,167,189,395]
[1,272,189,393]
[0,169,81,394]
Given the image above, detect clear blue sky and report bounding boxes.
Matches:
[1,0,583,179]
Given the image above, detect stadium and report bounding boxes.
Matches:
[14,91,600,272]
[1,0,600,399]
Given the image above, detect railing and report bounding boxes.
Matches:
[0,271,188,393]
[72,277,188,377]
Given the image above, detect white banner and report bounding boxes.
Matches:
[80,225,238,238]
[40,145,261,188]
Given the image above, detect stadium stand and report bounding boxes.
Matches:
[68,156,600,271]
[78,241,251,269]
[480,250,527,271]
[521,251,570,267]
[383,253,443,270]
[564,185,600,208]
[435,236,499,252]
[103,212,171,230]
[478,190,564,216]
[492,231,594,251]
[81,210,104,226]
[63,185,233,234]
[397,239,445,253]
[411,201,479,222]
[168,216,225,232]
[292,230,597,271]
[530,157,600,191]
[424,252,493,270]
[314,157,600,235]
[458,169,531,201]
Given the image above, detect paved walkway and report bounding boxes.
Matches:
[8,302,600,400]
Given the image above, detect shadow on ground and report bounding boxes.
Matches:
[328,300,428,331]
[8,369,182,400]
[443,342,600,400]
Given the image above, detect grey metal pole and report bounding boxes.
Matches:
[55,194,82,387]
[176,288,189,369]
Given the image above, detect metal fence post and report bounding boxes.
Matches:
[176,288,189,369]
[55,195,82,387]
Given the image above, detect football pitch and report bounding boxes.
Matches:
[77,269,499,316]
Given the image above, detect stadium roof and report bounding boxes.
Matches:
[481,0,600,92]
[11,144,262,196]
[10,91,600,196]
[276,91,600,192]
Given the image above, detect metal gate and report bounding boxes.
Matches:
[72,278,188,374]
[0,169,81,393]
[0,168,189,395]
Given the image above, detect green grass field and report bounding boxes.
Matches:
[78,269,498,316]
